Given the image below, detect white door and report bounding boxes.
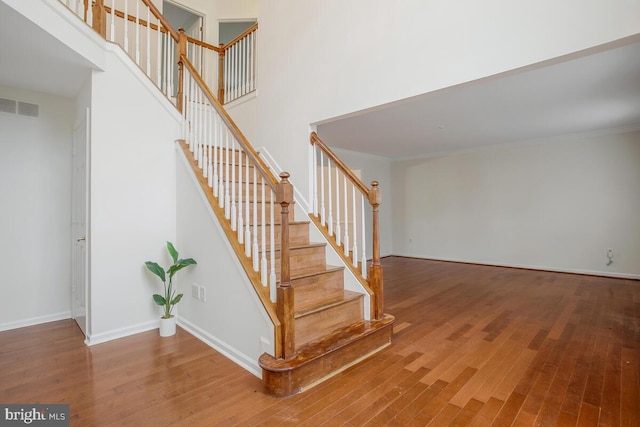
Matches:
[71,108,89,337]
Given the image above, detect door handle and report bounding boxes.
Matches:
[77,236,86,242]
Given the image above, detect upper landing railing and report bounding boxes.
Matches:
[60,0,256,105]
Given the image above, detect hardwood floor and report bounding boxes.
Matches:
[1,257,639,426]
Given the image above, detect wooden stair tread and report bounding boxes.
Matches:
[262,315,394,369]
[294,288,363,317]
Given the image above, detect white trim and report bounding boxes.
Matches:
[0,311,72,332]
[392,253,640,281]
[85,319,158,346]
[177,317,261,378]
[224,90,257,110]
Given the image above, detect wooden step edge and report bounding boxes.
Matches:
[294,290,364,318]
[258,314,395,397]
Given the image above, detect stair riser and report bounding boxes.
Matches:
[243,223,309,248]
[292,269,344,290]
[295,297,363,347]
[271,246,326,277]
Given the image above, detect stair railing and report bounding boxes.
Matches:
[62,0,180,103]
[309,132,384,321]
[181,55,295,359]
[59,0,291,360]
[218,23,258,104]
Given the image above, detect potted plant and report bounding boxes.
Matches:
[144,242,197,337]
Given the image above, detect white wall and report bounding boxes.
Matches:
[331,147,393,257]
[391,130,640,278]
[255,0,640,203]
[176,148,273,376]
[0,86,74,330]
[87,49,182,342]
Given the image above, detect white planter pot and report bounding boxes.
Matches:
[159,316,176,337]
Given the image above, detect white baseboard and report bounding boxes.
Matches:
[0,311,72,332]
[85,320,158,346]
[391,253,640,280]
[177,317,261,378]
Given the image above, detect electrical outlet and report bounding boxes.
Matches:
[199,286,206,302]
[607,248,614,258]
[192,284,199,298]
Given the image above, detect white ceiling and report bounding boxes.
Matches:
[0,1,94,98]
[316,38,640,159]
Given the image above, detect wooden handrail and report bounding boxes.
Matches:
[310,132,370,196]
[221,22,258,51]
[181,55,278,190]
[139,0,179,41]
[101,5,171,35]
[186,36,222,53]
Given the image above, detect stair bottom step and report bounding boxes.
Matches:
[258,314,394,397]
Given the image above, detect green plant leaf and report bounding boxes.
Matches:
[167,241,178,264]
[145,261,165,282]
[167,258,197,278]
[171,293,184,305]
[153,294,166,306]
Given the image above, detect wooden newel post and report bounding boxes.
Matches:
[276,172,296,359]
[368,181,384,320]
[176,28,188,113]
[92,0,106,37]
[218,43,225,102]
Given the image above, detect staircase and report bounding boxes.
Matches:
[61,0,394,397]
[181,141,394,396]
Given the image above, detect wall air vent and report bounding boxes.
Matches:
[0,97,17,114]
[18,101,40,118]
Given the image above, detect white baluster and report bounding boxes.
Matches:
[312,145,318,216]
[135,0,140,64]
[109,0,115,41]
[156,15,161,88]
[252,167,259,271]
[212,116,219,197]
[269,197,276,302]
[237,150,244,243]
[146,6,150,75]
[260,177,267,285]
[343,175,349,256]
[328,158,333,236]
[320,151,325,226]
[249,32,255,92]
[245,154,251,256]
[123,0,129,53]
[169,41,174,97]
[217,119,224,206]
[352,185,358,266]
[224,130,230,218]
[86,0,93,25]
[208,109,214,188]
[231,138,237,231]
[335,166,341,246]
[361,194,367,278]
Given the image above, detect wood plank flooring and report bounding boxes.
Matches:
[1,257,639,426]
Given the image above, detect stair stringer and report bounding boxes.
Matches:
[176,142,276,377]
